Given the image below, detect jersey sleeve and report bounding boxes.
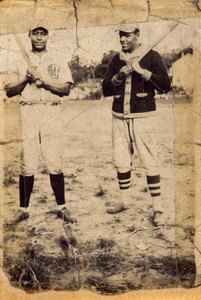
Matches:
[102,55,120,97]
[58,61,74,84]
[149,51,171,94]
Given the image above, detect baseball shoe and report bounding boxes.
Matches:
[106,202,127,214]
[153,211,163,226]
[57,207,77,224]
[13,211,29,224]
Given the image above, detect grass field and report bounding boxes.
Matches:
[2,95,195,294]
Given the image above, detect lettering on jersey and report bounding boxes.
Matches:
[47,64,60,79]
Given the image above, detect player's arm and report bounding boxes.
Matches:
[39,60,74,96]
[102,56,125,97]
[130,51,171,94]
[41,81,73,97]
[4,75,30,98]
[148,51,171,93]
[4,66,41,98]
[28,70,73,96]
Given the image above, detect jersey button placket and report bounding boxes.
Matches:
[124,74,131,117]
[38,57,42,102]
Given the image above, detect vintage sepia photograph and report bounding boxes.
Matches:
[0,16,200,295]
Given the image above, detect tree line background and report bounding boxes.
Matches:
[69,48,193,100]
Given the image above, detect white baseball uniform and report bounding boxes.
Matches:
[8,50,73,176]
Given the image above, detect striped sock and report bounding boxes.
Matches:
[117,170,131,190]
[146,175,162,212]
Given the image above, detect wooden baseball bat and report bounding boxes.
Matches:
[131,23,178,97]
[13,33,42,86]
[131,22,179,62]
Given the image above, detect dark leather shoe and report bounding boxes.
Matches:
[13,211,29,224]
[57,208,77,224]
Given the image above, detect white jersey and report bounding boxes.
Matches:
[8,50,73,104]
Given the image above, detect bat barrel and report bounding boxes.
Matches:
[137,22,178,62]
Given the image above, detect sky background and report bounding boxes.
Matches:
[0,18,200,70]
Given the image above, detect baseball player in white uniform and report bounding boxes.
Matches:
[5,22,76,224]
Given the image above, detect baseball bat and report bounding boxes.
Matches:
[131,22,179,62]
[13,33,42,86]
[130,23,178,97]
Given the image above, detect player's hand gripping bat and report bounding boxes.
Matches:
[117,22,178,84]
[13,33,42,87]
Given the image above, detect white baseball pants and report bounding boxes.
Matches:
[20,105,64,176]
[112,115,160,175]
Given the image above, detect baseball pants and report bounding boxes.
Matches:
[112,115,160,175]
[112,115,162,212]
[20,104,63,176]
[19,104,65,208]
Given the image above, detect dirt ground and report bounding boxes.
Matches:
[2,94,195,294]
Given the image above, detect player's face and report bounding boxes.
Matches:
[119,31,139,53]
[29,29,49,52]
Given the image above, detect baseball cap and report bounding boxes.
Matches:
[116,23,140,34]
[29,20,49,32]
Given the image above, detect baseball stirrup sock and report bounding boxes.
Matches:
[146,175,162,211]
[117,170,131,190]
[50,173,65,205]
[19,175,34,208]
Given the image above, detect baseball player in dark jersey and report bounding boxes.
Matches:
[5,21,76,224]
[102,24,171,226]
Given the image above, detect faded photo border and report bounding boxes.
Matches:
[0,0,201,299]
